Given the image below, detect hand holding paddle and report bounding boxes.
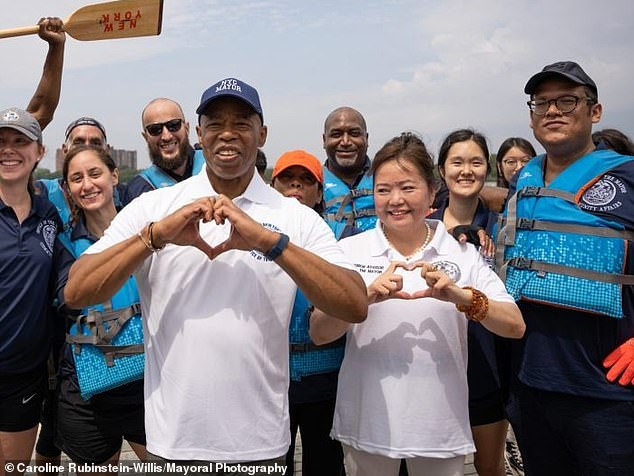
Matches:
[0,0,163,41]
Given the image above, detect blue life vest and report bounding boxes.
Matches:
[38,179,73,233]
[59,233,144,400]
[323,168,376,239]
[139,149,205,189]
[289,289,345,381]
[497,150,634,318]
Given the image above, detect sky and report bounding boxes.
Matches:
[1,0,633,172]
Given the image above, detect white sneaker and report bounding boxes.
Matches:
[505,438,524,475]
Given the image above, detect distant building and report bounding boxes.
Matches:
[110,149,137,170]
[55,148,137,171]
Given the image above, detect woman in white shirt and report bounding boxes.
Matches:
[310,132,525,476]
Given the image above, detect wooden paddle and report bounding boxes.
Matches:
[0,0,163,41]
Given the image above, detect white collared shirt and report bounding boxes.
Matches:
[332,220,514,458]
[87,170,352,461]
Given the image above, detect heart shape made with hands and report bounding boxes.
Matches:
[393,261,433,296]
[162,196,260,261]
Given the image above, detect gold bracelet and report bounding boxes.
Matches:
[137,226,153,252]
[137,222,165,253]
[456,286,489,322]
[147,222,165,251]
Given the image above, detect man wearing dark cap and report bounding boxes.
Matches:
[497,61,634,474]
[64,77,367,471]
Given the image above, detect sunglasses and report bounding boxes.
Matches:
[145,118,184,137]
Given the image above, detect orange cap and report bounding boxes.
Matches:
[272,149,323,183]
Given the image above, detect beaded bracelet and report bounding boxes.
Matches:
[455,286,489,322]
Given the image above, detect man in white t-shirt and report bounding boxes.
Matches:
[64,77,367,471]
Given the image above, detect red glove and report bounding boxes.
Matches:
[603,338,634,386]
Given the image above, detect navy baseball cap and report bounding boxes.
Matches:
[196,78,263,122]
[0,107,42,143]
[524,61,597,96]
[65,117,107,142]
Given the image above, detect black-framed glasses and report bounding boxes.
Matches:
[145,118,183,136]
[527,95,594,116]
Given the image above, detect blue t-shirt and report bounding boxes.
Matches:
[508,159,634,401]
[0,194,74,375]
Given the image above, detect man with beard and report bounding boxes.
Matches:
[322,106,376,239]
[124,98,205,203]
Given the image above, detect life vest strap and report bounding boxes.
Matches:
[67,303,142,353]
[99,344,145,367]
[290,335,346,353]
[515,218,634,241]
[507,257,634,285]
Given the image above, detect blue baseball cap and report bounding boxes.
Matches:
[196,78,263,122]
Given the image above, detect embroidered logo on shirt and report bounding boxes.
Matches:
[580,175,624,212]
[37,219,57,257]
[432,260,461,282]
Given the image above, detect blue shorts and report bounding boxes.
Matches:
[507,381,634,475]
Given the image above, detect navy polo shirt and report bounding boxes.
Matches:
[429,196,497,234]
[508,159,634,400]
[0,194,74,375]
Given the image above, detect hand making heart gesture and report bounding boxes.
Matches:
[368,260,472,308]
[367,261,410,304]
[150,195,279,260]
[409,261,472,306]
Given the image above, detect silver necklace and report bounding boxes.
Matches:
[383,220,432,260]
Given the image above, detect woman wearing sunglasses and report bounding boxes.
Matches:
[55,145,146,474]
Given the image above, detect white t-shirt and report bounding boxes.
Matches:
[332,220,514,458]
[87,170,353,461]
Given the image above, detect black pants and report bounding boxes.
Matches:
[507,380,634,476]
[285,398,345,476]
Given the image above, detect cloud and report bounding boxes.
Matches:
[0,0,632,170]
